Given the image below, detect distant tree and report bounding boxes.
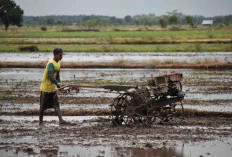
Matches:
[147,14,157,25]
[132,16,140,26]
[46,18,54,25]
[21,14,232,27]
[224,22,229,26]
[224,15,232,25]
[169,14,178,25]
[132,15,145,25]
[30,16,40,25]
[80,19,108,28]
[55,20,64,25]
[109,16,117,25]
[185,15,194,27]
[159,18,167,28]
[193,15,204,25]
[167,10,180,16]
[0,0,24,30]
[214,16,224,24]
[83,16,91,22]
[124,15,132,24]
[117,18,124,25]
[97,19,108,27]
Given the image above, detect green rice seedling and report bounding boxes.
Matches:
[195,43,202,52]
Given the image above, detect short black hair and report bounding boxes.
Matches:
[53,48,63,55]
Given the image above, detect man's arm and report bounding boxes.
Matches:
[56,71,61,83]
[47,63,59,86]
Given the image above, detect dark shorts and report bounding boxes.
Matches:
[40,91,59,110]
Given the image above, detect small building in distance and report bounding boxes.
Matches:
[202,20,214,26]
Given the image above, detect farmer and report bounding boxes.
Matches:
[39,48,68,125]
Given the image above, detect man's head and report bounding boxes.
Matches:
[53,48,63,61]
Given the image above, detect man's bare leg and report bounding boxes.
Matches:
[39,104,44,125]
[54,106,68,124]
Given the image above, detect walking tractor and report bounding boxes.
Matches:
[58,71,185,126]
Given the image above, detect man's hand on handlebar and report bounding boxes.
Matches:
[57,83,67,94]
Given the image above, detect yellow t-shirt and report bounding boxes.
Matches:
[40,59,60,92]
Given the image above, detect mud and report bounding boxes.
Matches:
[0,68,232,156]
[0,115,232,157]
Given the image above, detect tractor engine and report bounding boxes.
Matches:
[147,72,183,97]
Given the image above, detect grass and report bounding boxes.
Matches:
[0,26,231,52]
[0,30,232,38]
[0,43,232,52]
[0,37,231,45]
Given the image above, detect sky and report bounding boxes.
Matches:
[15,0,232,17]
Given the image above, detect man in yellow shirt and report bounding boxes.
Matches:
[39,48,68,125]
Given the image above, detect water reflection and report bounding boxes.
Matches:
[113,147,183,157]
[1,139,232,157]
[40,148,59,156]
[57,145,184,157]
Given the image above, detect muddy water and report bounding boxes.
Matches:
[177,104,232,112]
[0,68,231,113]
[0,103,110,112]
[1,139,232,157]
[186,93,232,100]
[1,68,232,82]
[35,139,232,157]
[0,115,102,122]
[0,68,194,83]
[1,58,232,156]
[0,114,232,157]
[1,52,232,63]
[1,102,232,113]
[0,68,164,82]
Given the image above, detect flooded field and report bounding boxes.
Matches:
[0,115,232,157]
[0,68,232,111]
[1,52,232,63]
[1,68,232,82]
[0,67,232,157]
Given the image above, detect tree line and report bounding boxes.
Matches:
[1,0,232,30]
[23,11,232,28]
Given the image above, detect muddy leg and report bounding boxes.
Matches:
[39,104,44,125]
[39,92,44,125]
[54,106,66,124]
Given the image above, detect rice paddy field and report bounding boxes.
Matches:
[0,25,232,157]
[0,25,232,52]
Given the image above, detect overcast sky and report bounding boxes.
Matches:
[15,0,232,17]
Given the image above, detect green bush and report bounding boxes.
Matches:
[18,45,39,52]
[41,26,47,31]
